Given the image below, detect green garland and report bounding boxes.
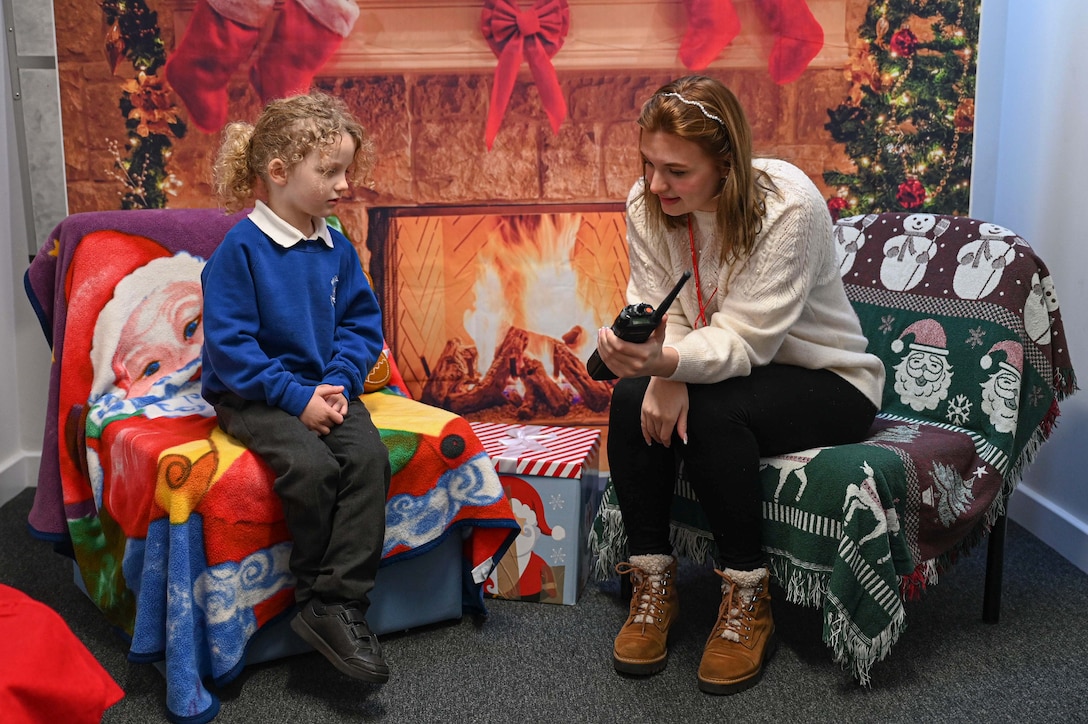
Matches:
[101,0,186,209]
[824,0,980,218]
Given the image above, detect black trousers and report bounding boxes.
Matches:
[608,364,877,571]
[213,393,391,609]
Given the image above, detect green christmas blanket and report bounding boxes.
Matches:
[590,212,1077,683]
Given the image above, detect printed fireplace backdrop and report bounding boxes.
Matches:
[367,205,626,426]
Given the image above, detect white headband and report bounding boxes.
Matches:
[659,92,725,126]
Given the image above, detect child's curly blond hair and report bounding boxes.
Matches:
[213,90,375,213]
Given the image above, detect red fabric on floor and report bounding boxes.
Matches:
[0,584,124,723]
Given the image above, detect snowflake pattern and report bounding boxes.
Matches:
[549,493,565,510]
[945,394,972,426]
[1029,385,1045,407]
[550,547,567,566]
[879,314,896,333]
[965,326,986,348]
[930,462,974,528]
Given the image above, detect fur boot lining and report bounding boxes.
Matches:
[629,553,674,575]
[722,567,768,590]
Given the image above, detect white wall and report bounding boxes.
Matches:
[1,1,50,507]
[972,0,1088,573]
[1,2,21,505]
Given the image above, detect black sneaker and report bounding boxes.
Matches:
[291,599,390,683]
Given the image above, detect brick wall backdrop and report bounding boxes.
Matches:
[55,0,872,246]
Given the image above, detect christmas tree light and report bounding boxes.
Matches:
[824,0,979,218]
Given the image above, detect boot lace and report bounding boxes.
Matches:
[616,562,671,626]
[711,570,760,642]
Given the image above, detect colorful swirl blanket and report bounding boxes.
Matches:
[24,208,519,723]
[590,213,1077,683]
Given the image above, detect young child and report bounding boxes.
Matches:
[200,91,391,683]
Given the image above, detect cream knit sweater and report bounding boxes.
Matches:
[625,158,885,408]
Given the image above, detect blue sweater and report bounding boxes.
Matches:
[200,218,384,417]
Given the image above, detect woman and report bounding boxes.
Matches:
[596,75,885,694]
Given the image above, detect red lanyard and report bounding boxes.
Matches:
[687,215,717,328]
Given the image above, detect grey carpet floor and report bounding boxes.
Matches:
[3,486,1087,723]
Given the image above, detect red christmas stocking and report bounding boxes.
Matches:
[752,0,824,84]
[679,0,741,71]
[164,0,271,133]
[249,0,360,103]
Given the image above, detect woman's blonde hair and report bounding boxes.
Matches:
[213,90,375,212]
[638,75,774,266]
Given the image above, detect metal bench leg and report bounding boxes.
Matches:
[983,512,1007,624]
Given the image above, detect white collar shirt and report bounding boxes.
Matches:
[248,199,334,249]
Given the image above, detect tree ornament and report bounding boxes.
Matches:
[889,28,919,57]
[875,16,891,45]
[104,21,125,75]
[827,196,848,220]
[896,178,927,209]
[954,98,974,132]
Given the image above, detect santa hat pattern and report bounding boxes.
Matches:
[981,340,1023,374]
[891,318,949,356]
[89,253,206,400]
[500,475,565,541]
[61,231,175,409]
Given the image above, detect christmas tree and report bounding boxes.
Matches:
[824,0,980,219]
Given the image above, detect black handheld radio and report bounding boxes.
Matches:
[585,270,692,381]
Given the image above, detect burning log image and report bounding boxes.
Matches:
[373,206,628,425]
[420,325,612,420]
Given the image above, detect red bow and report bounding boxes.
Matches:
[481,0,570,149]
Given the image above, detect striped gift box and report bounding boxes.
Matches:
[470,422,601,479]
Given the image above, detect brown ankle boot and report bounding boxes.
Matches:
[697,567,775,694]
[612,554,678,675]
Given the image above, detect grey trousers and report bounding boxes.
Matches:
[213,393,390,609]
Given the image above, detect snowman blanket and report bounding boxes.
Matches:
[23,208,519,724]
[591,212,1077,683]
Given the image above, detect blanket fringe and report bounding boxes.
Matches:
[589,516,719,580]
[767,556,829,608]
[1054,367,1078,400]
[824,593,905,686]
[768,557,907,685]
[900,559,939,600]
[668,525,716,566]
[588,501,627,580]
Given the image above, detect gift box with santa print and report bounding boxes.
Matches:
[471,422,602,606]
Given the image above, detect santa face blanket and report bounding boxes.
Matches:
[24,209,519,724]
[590,212,1077,684]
